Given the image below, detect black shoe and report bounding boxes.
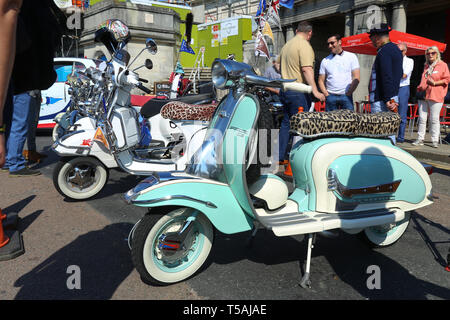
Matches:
[9,167,41,177]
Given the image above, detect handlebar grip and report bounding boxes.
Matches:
[137,83,151,94]
[282,82,312,94]
[139,78,149,83]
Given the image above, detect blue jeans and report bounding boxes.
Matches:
[397,86,409,142]
[278,90,311,161]
[4,92,33,172]
[26,94,41,151]
[371,98,398,145]
[325,94,354,111]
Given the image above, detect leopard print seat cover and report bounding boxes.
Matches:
[160,101,217,121]
[290,109,401,138]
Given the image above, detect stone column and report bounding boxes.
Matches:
[351,6,388,104]
[344,11,353,37]
[285,25,295,42]
[273,28,284,55]
[391,1,407,32]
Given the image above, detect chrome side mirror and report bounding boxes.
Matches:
[146,38,157,55]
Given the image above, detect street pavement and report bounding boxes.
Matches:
[0,132,449,301]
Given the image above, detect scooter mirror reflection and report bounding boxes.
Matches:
[146,38,157,55]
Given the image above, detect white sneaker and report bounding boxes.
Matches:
[412,139,424,146]
[432,142,439,148]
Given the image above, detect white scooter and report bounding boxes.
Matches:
[52,20,215,200]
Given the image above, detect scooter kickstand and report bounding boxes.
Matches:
[246,221,259,248]
[299,233,315,289]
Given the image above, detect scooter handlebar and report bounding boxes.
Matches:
[282,82,312,94]
[243,74,312,93]
[137,83,151,94]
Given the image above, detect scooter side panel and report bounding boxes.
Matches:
[132,180,254,234]
[329,155,426,204]
[290,137,432,213]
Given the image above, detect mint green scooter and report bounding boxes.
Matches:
[124,59,434,287]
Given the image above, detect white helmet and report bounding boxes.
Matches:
[249,174,288,211]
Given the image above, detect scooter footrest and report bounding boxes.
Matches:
[256,208,404,237]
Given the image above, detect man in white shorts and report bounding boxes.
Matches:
[318,34,360,111]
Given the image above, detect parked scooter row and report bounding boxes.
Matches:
[51,19,217,200]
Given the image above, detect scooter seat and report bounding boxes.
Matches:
[160,101,217,121]
[139,92,215,119]
[290,109,400,138]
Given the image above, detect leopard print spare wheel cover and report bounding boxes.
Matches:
[160,101,217,121]
[290,109,401,138]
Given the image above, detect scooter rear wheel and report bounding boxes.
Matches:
[360,212,411,248]
[53,157,109,200]
[131,207,214,286]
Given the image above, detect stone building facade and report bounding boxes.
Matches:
[80,0,185,92]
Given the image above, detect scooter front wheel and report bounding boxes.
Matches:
[131,207,214,286]
[360,212,411,248]
[53,157,109,200]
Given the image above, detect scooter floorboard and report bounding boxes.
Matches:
[255,207,405,237]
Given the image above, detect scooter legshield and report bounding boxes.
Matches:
[125,175,254,234]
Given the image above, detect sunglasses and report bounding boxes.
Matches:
[327,40,337,46]
[426,52,437,55]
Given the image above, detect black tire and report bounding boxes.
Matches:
[246,100,274,185]
[53,157,109,200]
[131,207,214,286]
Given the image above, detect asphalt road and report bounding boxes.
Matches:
[6,133,449,300]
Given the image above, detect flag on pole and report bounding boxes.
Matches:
[262,21,274,43]
[255,32,270,59]
[180,39,195,54]
[279,0,294,9]
[267,2,281,29]
[256,0,267,17]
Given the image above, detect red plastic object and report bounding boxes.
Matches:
[130,95,155,107]
[0,209,10,248]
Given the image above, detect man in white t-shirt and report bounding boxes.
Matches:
[318,34,360,111]
[396,43,414,143]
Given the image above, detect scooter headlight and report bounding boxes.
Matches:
[211,61,228,89]
[211,59,257,90]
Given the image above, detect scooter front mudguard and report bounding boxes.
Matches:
[289,137,433,214]
[52,118,117,168]
[124,172,254,234]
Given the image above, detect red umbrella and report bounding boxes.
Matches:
[341,30,447,56]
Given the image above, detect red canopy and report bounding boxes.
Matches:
[341,30,447,56]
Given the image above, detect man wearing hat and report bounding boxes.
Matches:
[368,24,403,121]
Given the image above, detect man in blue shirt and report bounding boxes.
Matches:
[368,24,402,115]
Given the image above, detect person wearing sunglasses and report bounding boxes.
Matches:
[413,46,450,148]
[318,34,360,111]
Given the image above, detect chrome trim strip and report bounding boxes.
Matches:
[131,195,217,208]
[328,168,402,198]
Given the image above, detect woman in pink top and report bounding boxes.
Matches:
[412,46,450,148]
